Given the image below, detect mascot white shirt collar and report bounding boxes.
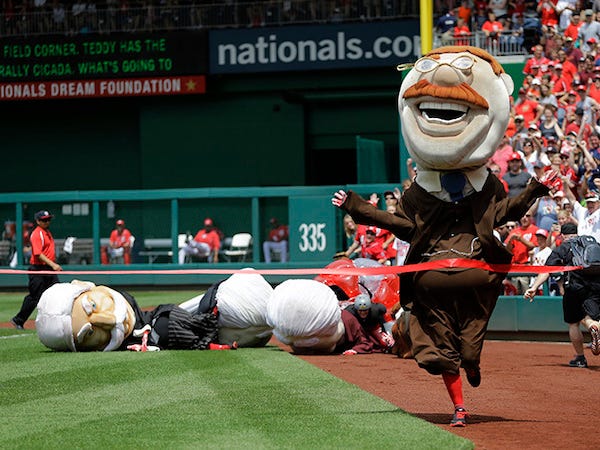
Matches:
[416,165,489,194]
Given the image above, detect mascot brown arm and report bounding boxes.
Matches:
[494,177,551,225]
[333,190,415,243]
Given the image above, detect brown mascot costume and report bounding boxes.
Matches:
[332,46,558,426]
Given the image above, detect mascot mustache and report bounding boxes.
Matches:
[403,79,489,109]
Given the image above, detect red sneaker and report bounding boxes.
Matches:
[450,407,468,427]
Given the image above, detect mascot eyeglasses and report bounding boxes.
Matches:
[413,55,477,73]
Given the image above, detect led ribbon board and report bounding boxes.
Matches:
[0,31,208,100]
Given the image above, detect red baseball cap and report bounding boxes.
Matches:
[536,229,549,238]
[116,219,125,226]
[204,218,213,226]
[508,152,522,161]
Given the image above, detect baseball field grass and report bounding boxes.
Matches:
[0,290,473,449]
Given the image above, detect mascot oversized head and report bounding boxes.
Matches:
[267,279,344,354]
[399,46,514,171]
[36,280,136,352]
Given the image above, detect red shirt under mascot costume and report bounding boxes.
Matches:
[332,46,558,427]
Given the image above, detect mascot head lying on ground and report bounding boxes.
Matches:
[267,279,344,354]
[36,280,136,352]
[399,46,513,171]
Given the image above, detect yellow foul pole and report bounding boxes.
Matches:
[420,0,434,55]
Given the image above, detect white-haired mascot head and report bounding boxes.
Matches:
[36,280,136,352]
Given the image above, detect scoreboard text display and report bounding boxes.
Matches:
[0,32,208,100]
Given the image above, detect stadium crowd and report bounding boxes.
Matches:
[0,0,421,35]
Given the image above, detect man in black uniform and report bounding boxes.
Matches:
[525,223,600,368]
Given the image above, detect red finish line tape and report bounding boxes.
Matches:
[0,259,579,276]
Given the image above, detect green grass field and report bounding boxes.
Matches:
[0,290,473,449]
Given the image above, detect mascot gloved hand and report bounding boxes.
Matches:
[332,46,550,426]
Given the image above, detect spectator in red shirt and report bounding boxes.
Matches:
[454,17,472,45]
[564,108,593,145]
[509,0,526,20]
[457,0,472,28]
[523,44,551,75]
[555,48,578,87]
[360,227,388,264]
[481,11,504,43]
[537,0,559,29]
[514,87,542,124]
[563,10,582,40]
[588,72,600,103]
[474,0,488,13]
[504,212,538,293]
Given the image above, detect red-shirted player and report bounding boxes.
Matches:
[108,219,133,264]
[11,210,62,329]
[263,217,289,263]
[178,217,221,263]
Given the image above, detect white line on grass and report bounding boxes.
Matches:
[0,333,32,340]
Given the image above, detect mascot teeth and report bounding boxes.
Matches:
[419,101,468,123]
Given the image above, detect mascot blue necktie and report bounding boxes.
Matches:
[441,172,467,201]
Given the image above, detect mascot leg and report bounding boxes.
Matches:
[442,372,467,427]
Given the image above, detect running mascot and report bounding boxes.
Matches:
[332,46,558,426]
[36,271,273,352]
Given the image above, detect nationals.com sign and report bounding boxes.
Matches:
[209,20,420,74]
